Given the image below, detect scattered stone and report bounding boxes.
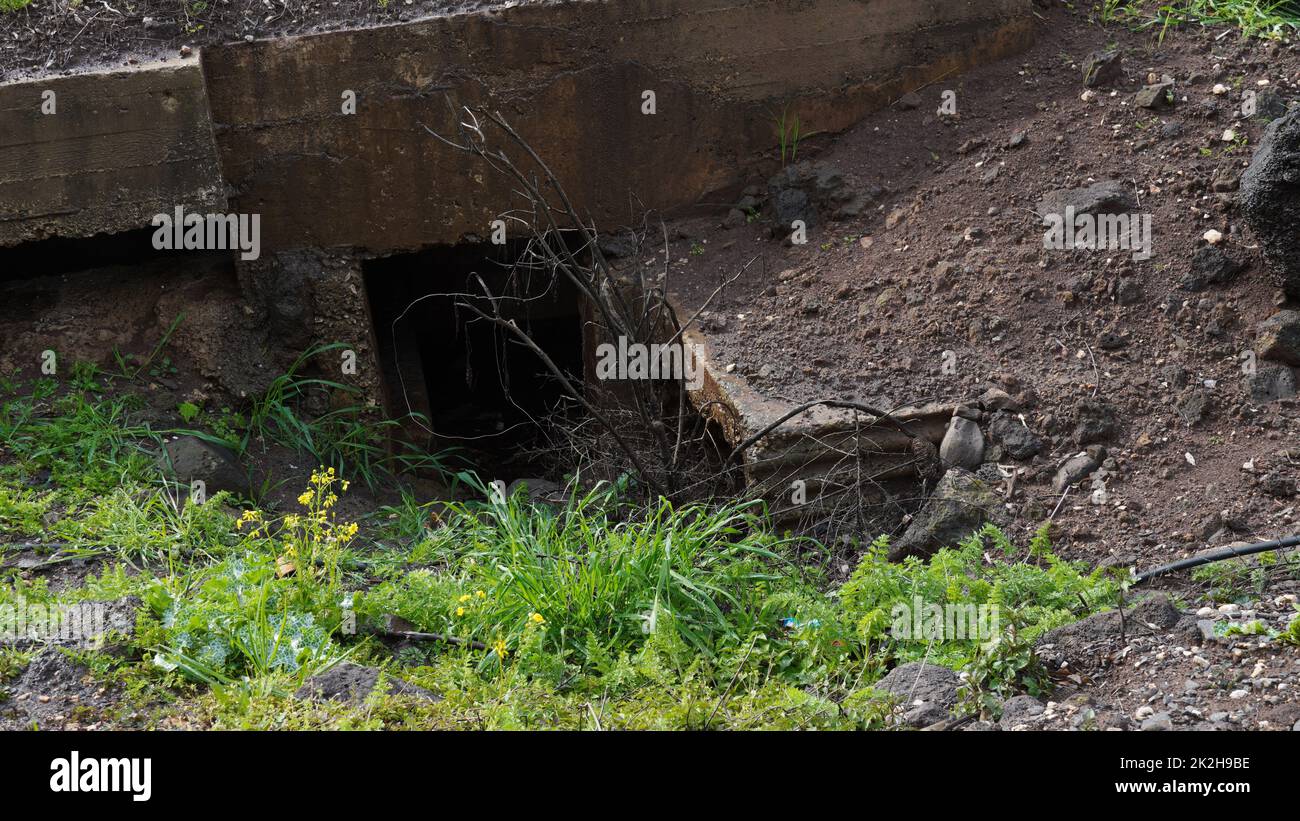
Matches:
[0,597,139,652]
[156,436,248,498]
[1135,81,1175,109]
[1082,50,1123,88]
[999,695,1045,728]
[1176,391,1211,425]
[876,662,959,725]
[1072,398,1118,445]
[1006,130,1028,149]
[1182,245,1245,291]
[939,415,985,471]
[1053,446,1106,493]
[1141,711,1174,731]
[1036,180,1136,222]
[988,412,1043,460]
[895,91,922,111]
[1247,362,1297,403]
[294,662,441,706]
[1257,310,1300,365]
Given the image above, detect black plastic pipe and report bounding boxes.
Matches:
[1132,533,1300,585]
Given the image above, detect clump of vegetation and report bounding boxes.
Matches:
[1099,0,1300,40]
[0,367,1128,729]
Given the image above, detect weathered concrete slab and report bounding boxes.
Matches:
[680,321,955,520]
[0,59,225,247]
[202,0,1034,252]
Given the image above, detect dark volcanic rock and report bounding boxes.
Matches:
[988,412,1043,460]
[1241,108,1300,298]
[1256,310,1300,365]
[156,435,248,498]
[1082,50,1123,88]
[1181,246,1246,291]
[1036,180,1136,221]
[888,468,1003,562]
[295,662,440,706]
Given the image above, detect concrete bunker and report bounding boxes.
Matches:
[362,242,586,471]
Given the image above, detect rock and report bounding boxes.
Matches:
[1141,711,1174,731]
[939,415,985,470]
[876,662,959,722]
[979,387,1019,412]
[1082,50,1123,87]
[772,187,813,228]
[1181,246,1246,291]
[1240,108,1300,298]
[294,662,440,706]
[1072,398,1118,446]
[1176,390,1211,425]
[1006,130,1028,149]
[889,468,1002,561]
[1135,81,1175,109]
[1160,121,1184,140]
[1053,447,1106,493]
[1037,594,1182,670]
[1247,362,1297,403]
[988,412,1043,460]
[1251,86,1290,121]
[895,91,922,110]
[999,695,1045,728]
[1256,310,1300,365]
[1036,180,1136,221]
[767,160,861,229]
[156,435,248,498]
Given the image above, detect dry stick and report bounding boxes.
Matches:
[425,114,672,471]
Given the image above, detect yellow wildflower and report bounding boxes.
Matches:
[458,594,472,603]
[529,613,544,624]
[492,638,508,659]
[475,590,486,599]
[456,607,466,617]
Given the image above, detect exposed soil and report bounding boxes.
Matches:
[668,4,1300,577]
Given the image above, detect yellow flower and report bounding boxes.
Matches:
[456,606,466,617]
[475,590,486,599]
[284,514,300,528]
[492,638,508,659]
[457,594,472,603]
[298,491,313,507]
[529,613,544,624]
[341,480,350,492]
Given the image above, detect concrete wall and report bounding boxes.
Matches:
[0,0,1034,251]
[0,60,225,246]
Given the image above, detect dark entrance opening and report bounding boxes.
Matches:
[362,242,585,476]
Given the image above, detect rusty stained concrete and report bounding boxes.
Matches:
[200,0,1035,252]
[0,59,226,246]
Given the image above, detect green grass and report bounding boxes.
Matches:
[1,368,1142,728]
[0,0,32,12]
[1100,0,1300,39]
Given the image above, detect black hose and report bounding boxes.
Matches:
[1132,534,1300,585]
